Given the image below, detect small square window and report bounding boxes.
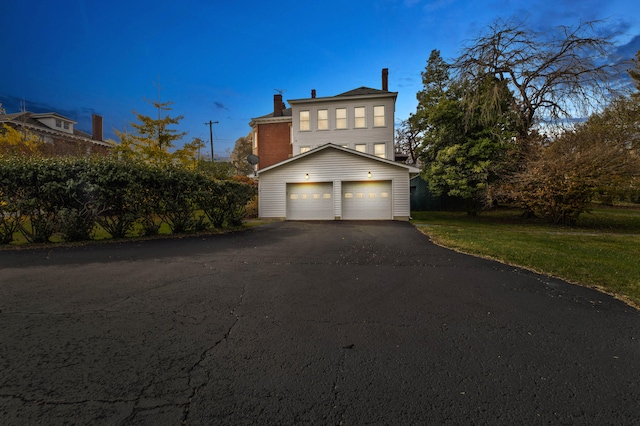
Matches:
[323,193,332,199]
[301,194,308,199]
[55,119,62,127]
[374,143,386,159]
[290,194,299,199]
[63,122,69,129]
[300,146,311,154]
[344,192,353,199]
[313,193,320,199]
[355,144,366,153]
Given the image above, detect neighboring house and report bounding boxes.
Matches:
[0,110,113,155]
[249,94,292,170]
[255,69,420,221]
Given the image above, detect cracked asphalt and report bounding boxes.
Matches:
[1,221,639,425]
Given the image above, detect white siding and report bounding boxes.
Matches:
[290,96,396,159]
[259,148,411,220]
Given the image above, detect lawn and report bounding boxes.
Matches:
[411,206,640,308]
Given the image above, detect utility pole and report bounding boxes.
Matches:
[204,120,218,161]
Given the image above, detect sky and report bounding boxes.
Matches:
[2,0,639,159]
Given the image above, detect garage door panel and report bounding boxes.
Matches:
[342,181,392,220]
[286,183,334,220]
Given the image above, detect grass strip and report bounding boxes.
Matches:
[411,208,640,308]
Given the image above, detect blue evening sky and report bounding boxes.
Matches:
[2,0,639,158]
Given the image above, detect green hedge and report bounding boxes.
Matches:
[0,156,257,244]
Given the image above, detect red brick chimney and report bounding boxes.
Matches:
[92,114,103,141]
[382,68,389,91]
[311,89,316,98]
[273,94,284,116]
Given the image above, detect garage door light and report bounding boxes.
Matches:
[305,173,309,180]
[367,171,372,178]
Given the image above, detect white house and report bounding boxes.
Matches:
[256,69,419,221]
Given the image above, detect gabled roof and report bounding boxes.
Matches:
[288,86,397,104]
[251,107,292,120]
[0,111,75,130]
[337,86,391,97]
[257,143,420,175]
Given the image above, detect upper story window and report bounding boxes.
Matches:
[355,144,366,153]
[300,110,310,131]
[374,106,385,127]
[317,109,328,130]
[55,119,62,127]
[63,122,69,130]
[374,143,386,159]
[354,107,366,128]
[300,146,311,154]
[336,108,347,129]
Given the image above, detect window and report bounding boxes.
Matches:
[374,105,385,127]
[300,110,310,131]
[355,144,366,153]
[300,146,311,154]
[55,119,62,127]
[317,109,328,130]
[335,108,347,129]
[63,122,69,130]
[354,107,366,128]
[374,143,386,159]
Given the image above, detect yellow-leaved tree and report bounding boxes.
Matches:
[0,124,44,157]
[111,99,201,168]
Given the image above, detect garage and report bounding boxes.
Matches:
[342,180,392,220]
[286,182,334,220]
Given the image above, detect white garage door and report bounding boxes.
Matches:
[286,182,334,220]
[342,181,392,220]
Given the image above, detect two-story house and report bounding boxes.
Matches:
[255,69,419,221]
[0,110,113,155]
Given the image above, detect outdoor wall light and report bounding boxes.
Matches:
[305,173,309,180]
[367,171,372,178]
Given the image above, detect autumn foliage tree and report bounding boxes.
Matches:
[0,124,44,157]
[500,51,640,224]
[112,99,201,168]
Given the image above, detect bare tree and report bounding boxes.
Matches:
[395,119,422,164]
[454,19,625,140]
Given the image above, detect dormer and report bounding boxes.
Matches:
[31,112,76,134]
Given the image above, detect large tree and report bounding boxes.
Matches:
[454,19,623,141]
[501,50,640,224]
[415,50,518,213]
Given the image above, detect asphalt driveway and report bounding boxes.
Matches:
[1,221,639,425]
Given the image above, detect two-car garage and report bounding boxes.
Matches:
[286,180,392,220]
[258,144,419,221]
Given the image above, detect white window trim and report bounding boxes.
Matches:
[373,105,385,127]
[317,109,328,131]
[335,108,347,130]
[300,110,310,131]
[354,106,366,129]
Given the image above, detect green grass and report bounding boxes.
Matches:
[411,207,640,308]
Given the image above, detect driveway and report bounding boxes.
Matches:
[1,221,639,425]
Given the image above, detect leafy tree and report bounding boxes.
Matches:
[415,50,518,214]
[0,124,44,157]
[111,99,188,166]
[454,19,622,142]
[230,132,255,175]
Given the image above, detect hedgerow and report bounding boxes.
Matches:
[0,156,257,244]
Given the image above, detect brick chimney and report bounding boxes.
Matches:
[91,114,103,141]
[311,89,316,98]
[382,68,389,91]
[273,94,284,116]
